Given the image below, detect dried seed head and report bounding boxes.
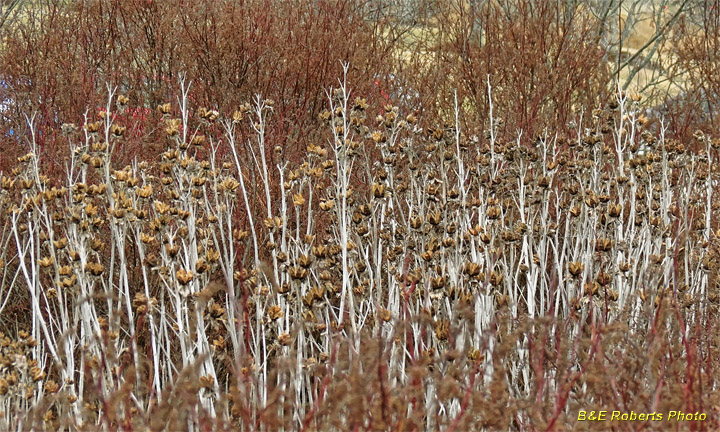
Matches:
[486,206,501,220]
[176,269,194,285]
[489,271,503,287]
[288,266,308,280]
[278,333,292,346]
[85,121,101,134]
[157,103,172,116]
[568,262,584,277]
[110,124,126,138]
[268,305,284,320]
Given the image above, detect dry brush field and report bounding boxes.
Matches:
[0,71,717,430]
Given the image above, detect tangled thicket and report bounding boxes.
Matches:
[7,0,716,174]
[0,67,718,431]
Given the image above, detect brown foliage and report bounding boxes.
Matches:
[399,0,612,141]
[670,4,720,139]
[0,0,396,169]
[2,1,720,430]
